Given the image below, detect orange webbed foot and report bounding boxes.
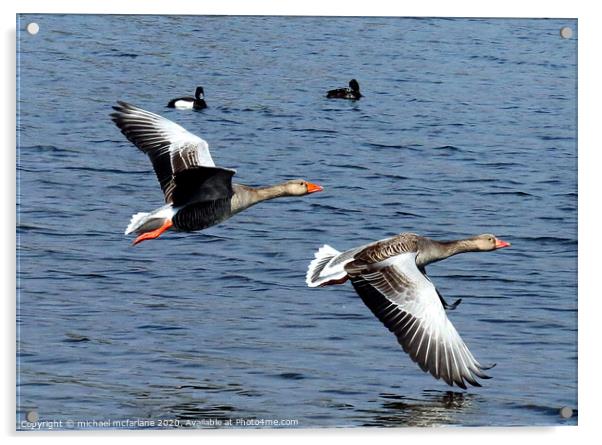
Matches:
[132,219,173,246]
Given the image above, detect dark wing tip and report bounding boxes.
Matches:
[455,380,468,390]
[116,100,133,108]
[111,101,128,117]
[449,298,462,310]
[472,362,496,381]
[447,370,489,388]
[464,375,482,387]
[111,101,137,115]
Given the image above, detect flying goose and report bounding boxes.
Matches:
[111,101,323,245]
[306,232,510,388]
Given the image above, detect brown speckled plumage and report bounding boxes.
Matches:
[306,232,509,388]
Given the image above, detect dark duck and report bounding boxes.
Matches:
[326,79,362,100]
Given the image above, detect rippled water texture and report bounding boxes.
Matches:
[16,15,577,428]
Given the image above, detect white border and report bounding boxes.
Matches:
[3,1,600,444]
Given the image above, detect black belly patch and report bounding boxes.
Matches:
[172,198,232,232]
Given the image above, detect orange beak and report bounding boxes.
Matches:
[306,182,323,194]
[495,238,511,249]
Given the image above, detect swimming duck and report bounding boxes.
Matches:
[167,86,207,110]
[326,79,362,100]
[111,102,323,245]
[306,232,510,388]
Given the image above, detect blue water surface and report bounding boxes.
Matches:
[16,15,577,428]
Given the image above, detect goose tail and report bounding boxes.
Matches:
[306,245,348,287]
[125,212,151,235]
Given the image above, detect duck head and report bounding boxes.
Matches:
[349,79,360,94]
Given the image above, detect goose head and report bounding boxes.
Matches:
[282,179,323,196]
[471,234,511,251]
